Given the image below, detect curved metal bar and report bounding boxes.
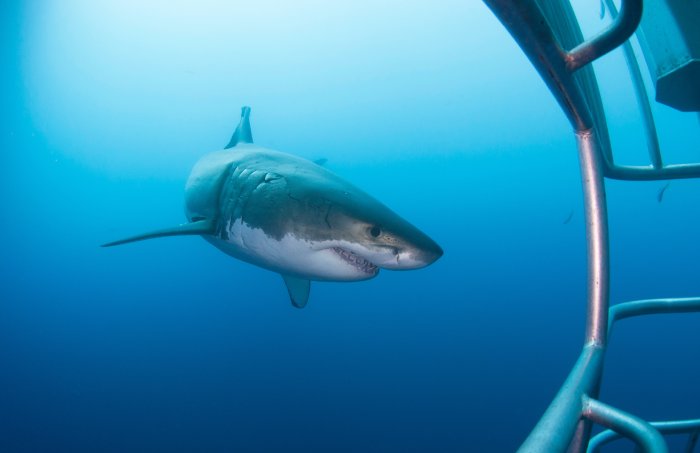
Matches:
[588,419,700,452]
[520,128,612,453]
[565,128,612,453]
[518,345,605,452]
[582,397,668,452]
[605,162,700,180]
[483,1,698,452]
[602,0,662,168]
[482,0,594,131]
[536,0,614,165]
[597,0,700,180]
[566,0,643,71]
[608,297,700,355]
[577,130,610,347]
[609,297,700,327]
[484,0,643,132]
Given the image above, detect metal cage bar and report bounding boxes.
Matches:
[582,397,669,453]
[602,0,662,169]
[609,297,700,327]
[481,0,700,451]
[597,0,700,180]
[588,419,700,452]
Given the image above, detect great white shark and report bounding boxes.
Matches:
[103,107,442,308]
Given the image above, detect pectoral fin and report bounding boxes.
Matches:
[102,219,215,247]
[281,274,310,309]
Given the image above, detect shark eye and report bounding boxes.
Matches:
[369,225,381,238]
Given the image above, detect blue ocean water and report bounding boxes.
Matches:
[1,1,699,451]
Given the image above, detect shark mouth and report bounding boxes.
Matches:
[332,247,379,274]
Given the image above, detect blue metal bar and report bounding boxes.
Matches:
[604,163,700,181]
[584,298,700,451]
[609,297,700,327]
[582,397,668,452]
[518,345,605,452]
[588,419,700,452]
[538,298,700,453]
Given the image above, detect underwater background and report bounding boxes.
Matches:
[1,1,699,451]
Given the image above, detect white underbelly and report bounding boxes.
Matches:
[206,219,374,281]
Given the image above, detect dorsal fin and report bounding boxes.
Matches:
[225,106,253,149]
[101,219,215,247]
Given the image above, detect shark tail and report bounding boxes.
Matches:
[102,219,215,247]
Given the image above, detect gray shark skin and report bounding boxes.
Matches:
[103,107,442,308]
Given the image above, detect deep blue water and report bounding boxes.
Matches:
[2,2,699,452]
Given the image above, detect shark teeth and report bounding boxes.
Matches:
[332,247,378,274]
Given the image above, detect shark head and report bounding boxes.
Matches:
[184,144,443,282]
[276,170,443,279]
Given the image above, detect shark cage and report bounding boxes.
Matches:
[480,0,700,451]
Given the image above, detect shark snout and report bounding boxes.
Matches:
[409,229,443,267]
[378,236,443,270]
[419,239,444,265]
